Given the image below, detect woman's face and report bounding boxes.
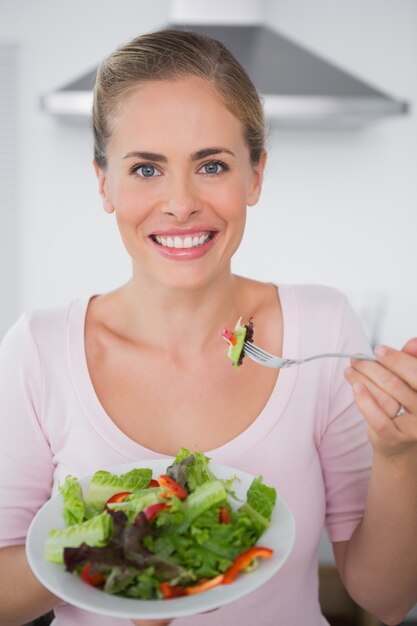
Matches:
[95,76,266,291]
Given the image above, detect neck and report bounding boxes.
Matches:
[115,268,245,353]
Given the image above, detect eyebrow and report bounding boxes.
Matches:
[123,147,236,162]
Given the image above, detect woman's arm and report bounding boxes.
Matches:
[339,339,417,625]
[0,545,60,625]
[0,317,57,624]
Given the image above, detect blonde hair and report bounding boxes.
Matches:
[92,29,265,168]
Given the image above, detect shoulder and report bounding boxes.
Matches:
[1,296,89,358]
[279,283,351,323]
[279,283,365,351]
[281,283,348,309]
[282,282,353,318]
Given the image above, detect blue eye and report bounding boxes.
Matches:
[129,163,162,179]
[200,161,228,175]
[204,162,220,174]
[137,164,157,178]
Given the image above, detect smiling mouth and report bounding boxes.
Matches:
[150,231,217,249]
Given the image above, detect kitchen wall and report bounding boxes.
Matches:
[0,0,416,348]
[248,0,417,350]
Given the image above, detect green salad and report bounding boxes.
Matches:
[44,449,276,599]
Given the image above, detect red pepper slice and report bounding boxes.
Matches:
[159,581,187,598]
[147,479,160,488]
[80,562,106,587]
[223,547,274,584]
[142,502,171,523]
[219,506,230,524]
[222,328,237,346]
[158,475,188,500]
[159,574,224,598]
[104,491,132,510]
[184,574,224,595]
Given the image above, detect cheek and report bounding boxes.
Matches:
[112,183,151,222]
[206,180,248,220]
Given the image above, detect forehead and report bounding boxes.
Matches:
[107,76,247,156]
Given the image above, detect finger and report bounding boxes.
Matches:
[350,356,417,415]
[374,345,417,391]
[352,382,402,442]
[402,337,417,357]
[344,366,399,418]
[353,382,417,453]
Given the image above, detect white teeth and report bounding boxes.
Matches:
[154,232,213,248]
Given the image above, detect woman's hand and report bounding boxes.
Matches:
[344,338,417,458]
[341,338,417,622]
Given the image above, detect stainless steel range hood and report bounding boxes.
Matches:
[42,24,409,126]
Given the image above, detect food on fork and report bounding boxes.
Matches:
[222,317,254,368]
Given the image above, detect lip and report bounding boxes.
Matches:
[149,231,219,261]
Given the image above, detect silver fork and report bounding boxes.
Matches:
[243,341,377,369]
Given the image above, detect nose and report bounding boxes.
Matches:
[161,174,200,222]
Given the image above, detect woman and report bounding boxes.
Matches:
[0,29,416,626]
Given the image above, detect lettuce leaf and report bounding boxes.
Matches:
[179,480,227,530]
[104,566,162,599]
[44,511,112,563]
[239,476,276,535]
[85,468,152,512]
[167,448,216,492]
[59,475,86,525]
[106,489,161,524]
[227,317,247,368]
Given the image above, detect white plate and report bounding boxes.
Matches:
[26,459,295,620]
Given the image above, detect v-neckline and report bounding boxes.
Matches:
[67,285,299,464]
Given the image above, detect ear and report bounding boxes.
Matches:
[247,150,267,207]
[93,160,115,214]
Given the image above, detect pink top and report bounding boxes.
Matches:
[0,285,372,626]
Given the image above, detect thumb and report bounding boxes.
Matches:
[401,337,417,356]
